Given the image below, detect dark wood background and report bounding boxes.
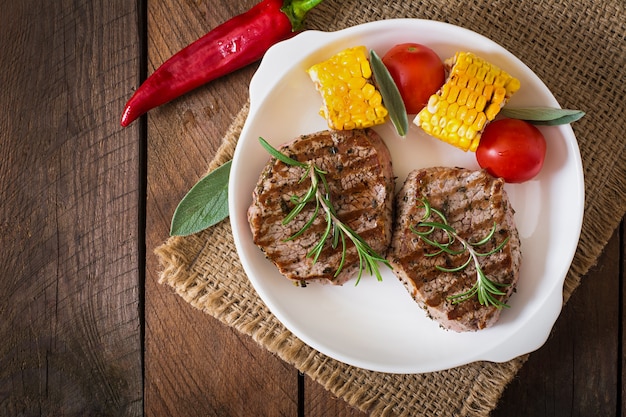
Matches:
[1,0,623,416]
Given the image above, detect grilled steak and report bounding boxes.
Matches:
[248,128,394,285]
[387,167,521,331]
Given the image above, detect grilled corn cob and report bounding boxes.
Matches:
[307,46,388,130]
[415,52,521,152]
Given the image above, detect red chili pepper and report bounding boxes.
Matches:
[120,0,324,127]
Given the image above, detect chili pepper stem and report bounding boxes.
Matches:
[281,0,324,30]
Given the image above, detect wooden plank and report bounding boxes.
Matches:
[0,0,143,415]
[493,221,622,416]
[304,375,368,416]
[622,221,625,417]
[143,1,298,415]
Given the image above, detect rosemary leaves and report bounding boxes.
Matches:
[410,198,511,308]
[258,137,390,284]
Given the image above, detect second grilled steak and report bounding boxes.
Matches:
[248,128,394,285]
[387,167,522,331]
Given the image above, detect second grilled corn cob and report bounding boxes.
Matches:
[307,46,388,130]
[415,52,521,152]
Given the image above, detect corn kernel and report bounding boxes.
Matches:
[458,88,470,106]
[482,84,494,101]
[414,51,520,151]
[484,70,496,85]
[446,119,461,133]
[466,92,479,108]
[446,85,461,104]
[307,46,388,130]
[360,61,372,79]
[457,73,470,88]
[492,86,507,104]
[475,95,487,112]
[467,63,478,78]
[457,124,467,138]
[472,112,487,131]
[436,100,449,116]
[464,108,478,125]
[349,65,362,78]
[349,88,364,102]
[457,105,469,122]
[455,55,470,71]
[476,66,488,81]
[485,103,501,120]
[427,95,439,113]
[330,97,345,112]
[505,78,521,95]
[340,55,355,67]
[459,136,471,150]
[348,77,366,90]
[440,83,450,100]
[469,135,480,152]
[494,74,507,88]
[446,102,460,119]
[361,83,375,99]
[369,91,383,107]
[336,67,351,81]
[475,80,485,97]
[334,82,348,96]
[467,77,478,91]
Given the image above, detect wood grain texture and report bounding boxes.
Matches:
[143,1,302,416]
[493,224,622,417]
[2,0,621,415]
[142,0,625,415]
[0,0,142,415]
[623,222,626,417]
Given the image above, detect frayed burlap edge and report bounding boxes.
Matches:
[155,99,623,416]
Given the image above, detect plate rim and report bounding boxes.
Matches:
[229,18,585,373]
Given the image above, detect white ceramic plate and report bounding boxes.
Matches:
[229,19,584,374]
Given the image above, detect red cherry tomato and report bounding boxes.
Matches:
[476,119,547,183]
[382,43,445,114]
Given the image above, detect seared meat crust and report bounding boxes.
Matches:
[387,167,521,331]
[248,129,394,285]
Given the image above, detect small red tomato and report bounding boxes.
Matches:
[382,43,445,114]
[476,119,547,183]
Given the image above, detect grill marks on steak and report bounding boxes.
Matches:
[387,167,521,332]
[248,129,394,285]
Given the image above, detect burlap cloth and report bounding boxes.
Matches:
[156,1,625,415]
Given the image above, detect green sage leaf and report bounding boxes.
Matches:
[501,107,585,125]
[170,160,232,236]
[369,50,409,137]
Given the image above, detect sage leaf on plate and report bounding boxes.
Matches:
[370,49,409,137]
[501,107,585,126]
[170,160,232,236]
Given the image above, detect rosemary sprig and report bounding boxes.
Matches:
[259,137,390,284]
[410,198,511,308]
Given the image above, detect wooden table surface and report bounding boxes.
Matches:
[1,0,624,415]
